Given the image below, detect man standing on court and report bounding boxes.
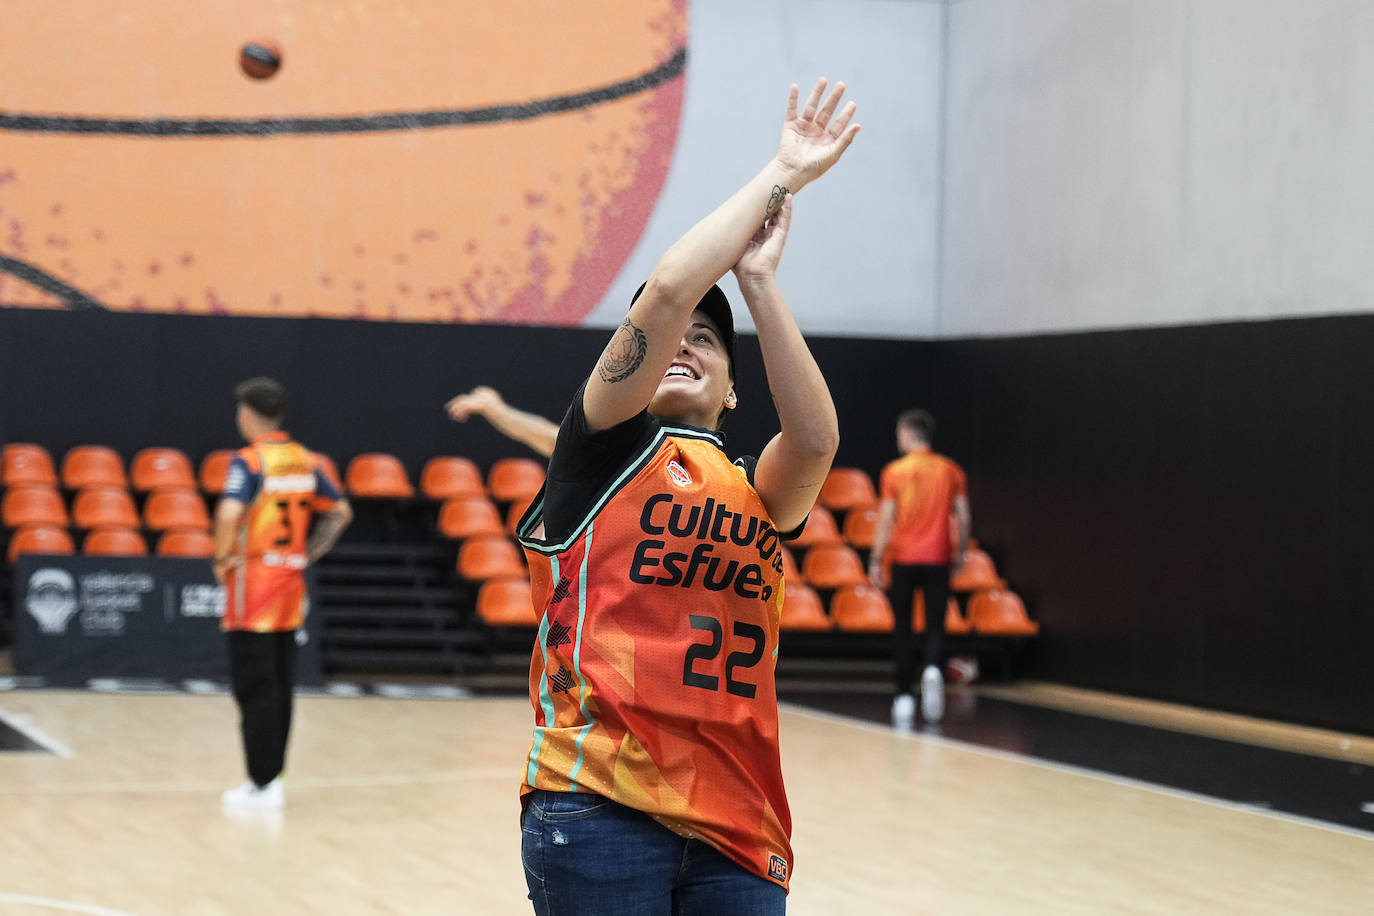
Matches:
[868,409,970,728]
[213,377,353,809]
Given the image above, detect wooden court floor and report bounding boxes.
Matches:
[1,689,1371,915]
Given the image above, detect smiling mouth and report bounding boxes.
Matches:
[664,365,699,381]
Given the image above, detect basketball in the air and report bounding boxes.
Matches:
[239,41,282,80]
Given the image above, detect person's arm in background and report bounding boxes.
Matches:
[305,459,353,566]
[951,493,971,574]
[212,498,245,586]
[212,454,255,585]
[446,386,558,458]
[734,195,839,533]
[868,498,897,588]
[582,78,860,433]
[306,501,352,566]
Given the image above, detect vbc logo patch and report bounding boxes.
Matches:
[25,568,79,635]
[666,459,692,487]
[768,854,788,882]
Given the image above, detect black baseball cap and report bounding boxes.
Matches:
[631,281,736,380]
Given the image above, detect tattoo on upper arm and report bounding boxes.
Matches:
[767,185,789,216]
[598,316,648,384]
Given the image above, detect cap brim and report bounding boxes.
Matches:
[631,281,736,379]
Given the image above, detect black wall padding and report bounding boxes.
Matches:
[3,307,1370,735]
[0,309,922,487]
[925,316,1374,735]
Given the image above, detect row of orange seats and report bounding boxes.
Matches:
[782,541,1006,593]
[6,525,214,563]
[350,454,545,504]
[2,443,547,502]
[2,443,214,493]
[470,574,1038,637]
[780,583,1039,636]
[6,443,877,509]
[3,485,212,532]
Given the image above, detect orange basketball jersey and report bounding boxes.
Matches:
[517,426,795,890]
[221,432,339,632]
[879,449,967,565]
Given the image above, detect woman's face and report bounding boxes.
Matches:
[648,308,735,428]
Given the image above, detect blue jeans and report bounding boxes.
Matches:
[521,789,786,915]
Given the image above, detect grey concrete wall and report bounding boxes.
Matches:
[587,0,945,338]
[940,0,1374,337]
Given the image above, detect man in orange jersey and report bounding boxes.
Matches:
[514,78,858,914]
[868,409,971,728]
[213,377,352,809]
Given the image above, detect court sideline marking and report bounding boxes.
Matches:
[0,891,143,916]
[0,706,73,757]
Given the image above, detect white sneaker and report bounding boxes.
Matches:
[891,693,916,731]
[921,665,945,723]
[221,778,285,810]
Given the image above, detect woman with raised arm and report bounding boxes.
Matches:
[515,78,859,915]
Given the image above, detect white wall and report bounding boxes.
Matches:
[587,0,945,337]
[940,0,1374,337]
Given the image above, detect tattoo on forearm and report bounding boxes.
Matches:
[766,185,789,216]
[598,316,648,384]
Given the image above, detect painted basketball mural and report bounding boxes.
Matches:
[0,1,687,323]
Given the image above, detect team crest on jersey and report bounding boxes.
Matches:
[666,460,693,487]
[768,854,788,882]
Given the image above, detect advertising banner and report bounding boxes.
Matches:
[13,556,323,686]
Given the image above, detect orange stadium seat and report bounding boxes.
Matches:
[420,456,486,501]
[72,486,141,530]
[819,467,877,513]
[801,543,868,590]
[438,496,505,540]
[61,445,127,490]
[788,505,842,549]
[83,526,148,557]
[914,592,972,635]
[951,547,1006,592]
[505,494,537,535]
[476,575,538,626]
[967,589,1040,636]
[143,489,211,531]
[830,585,895,632]
[2,443,58,488]
[198,450,235,495]
[346,453,415,498]
[7,525,75,563]
[487,457,546,505]
[780,547,803,586]
[457,534,527,581]
[157,528,216,558]
[841,501,882,550]
[2,486,69,529]
[130,447,197,492]
[779,585,831,631]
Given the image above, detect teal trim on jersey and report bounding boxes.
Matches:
[526,555,560,786]
[514,492,546,542]
[566,521,596,788]
[519,424,724,556]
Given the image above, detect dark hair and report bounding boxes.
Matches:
[896,408,934,443]
[234,377,288,421]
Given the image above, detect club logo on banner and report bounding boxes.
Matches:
[25,568,79,634]
[26,568,155,637]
